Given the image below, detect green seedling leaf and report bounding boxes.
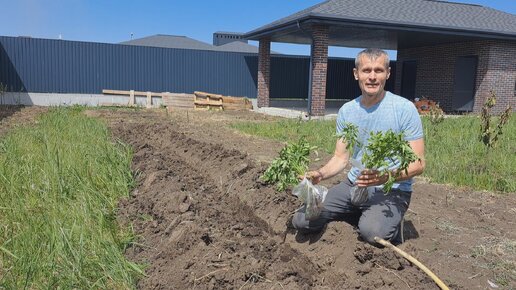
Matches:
[362,130,420,193]
[336,122,361,155]
[261,137,315,191]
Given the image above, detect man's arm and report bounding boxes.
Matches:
[306,138,350,184]
[393,138,425,181]
[355,138,425,187]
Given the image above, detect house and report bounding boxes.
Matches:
[244,0,516,115]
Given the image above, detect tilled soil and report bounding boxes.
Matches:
[3,106,513,289]
[98,108,515,290]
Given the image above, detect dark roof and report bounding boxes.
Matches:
[245,0,516,40]
[212,41,280,54]
[213,42,259,53]
[214,31,245,36]
[120,34,215,50]
[120,34,279,53]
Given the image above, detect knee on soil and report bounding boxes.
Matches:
[358,222,399,245]
[291,212,327,234]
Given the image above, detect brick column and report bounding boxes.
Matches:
[257,38,271,107]
[473,41,516,114]
[310,25,329,116]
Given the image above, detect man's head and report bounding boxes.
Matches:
[353,48,391,99]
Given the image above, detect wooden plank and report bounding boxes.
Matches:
[167,103,194,109]
[162,94,194,102]
[163,92,195,109]
[194,91,223,100]
[221,95,252,110]
[194,100,223,106]
[221,96,248,104]
[223,103,251,111]
[102,89,165,97]
[194,105,223,111]
[146,91,152,108]
[129,90,135,106]
[167,100,194,105]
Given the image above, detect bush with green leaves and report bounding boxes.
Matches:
[261,138,315,191]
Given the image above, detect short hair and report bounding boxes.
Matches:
[355,48,390,69]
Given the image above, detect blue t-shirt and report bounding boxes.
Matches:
[336,91,423,192]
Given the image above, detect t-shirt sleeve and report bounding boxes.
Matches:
[336,107,347,134]
[400,102,424,141]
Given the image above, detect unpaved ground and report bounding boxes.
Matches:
[98,108,515,290]
[2,106,514,289]
[0,105,47,137]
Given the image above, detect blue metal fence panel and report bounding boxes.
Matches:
[326,58,397,99]
[270,55,310,99]
[0,36,396,100]
[0,36,259,97]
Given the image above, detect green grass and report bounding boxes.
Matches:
[231,118,336,154]
[422,115,515,193]
[230,114,515,193]
[0,107,143,289]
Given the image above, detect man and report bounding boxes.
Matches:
[292,48,425,245]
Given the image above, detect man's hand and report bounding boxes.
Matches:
[302,170,324,185]
[355,169,389,187]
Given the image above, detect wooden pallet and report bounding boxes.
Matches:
[194,91,223,110]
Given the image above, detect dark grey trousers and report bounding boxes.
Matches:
[292,178,411,245]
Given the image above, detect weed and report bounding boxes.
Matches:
[435,219,461,234]
[480,91,512,148]
[429,103,444,125]
[470,237,516,286]
[0,83,7,105]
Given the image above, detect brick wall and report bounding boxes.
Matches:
[475,41,516,113]
[396,40,515,114]
[257,38,271,107]
[310,25,329,116]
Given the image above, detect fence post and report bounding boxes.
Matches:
[146,91,152,108]
[129,90,135,106]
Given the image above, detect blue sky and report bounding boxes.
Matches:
[0,0,514,59]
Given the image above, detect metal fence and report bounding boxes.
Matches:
[0,36,396,99]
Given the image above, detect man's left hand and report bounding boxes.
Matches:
[356,169,389,187]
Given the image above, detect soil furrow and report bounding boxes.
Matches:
[94,109,515,290]
[115,122,320,289]
[111,119,437,289]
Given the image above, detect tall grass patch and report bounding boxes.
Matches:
[231,114,515,193]
[0,107,142,288]
[422,115,515,193]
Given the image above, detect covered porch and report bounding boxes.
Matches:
[244,0,516,116]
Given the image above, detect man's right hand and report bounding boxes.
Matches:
[304,170,323,184]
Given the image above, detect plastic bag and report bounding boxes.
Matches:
[349,158,373,206]
[292,177,328,220]
[349,186,374,206]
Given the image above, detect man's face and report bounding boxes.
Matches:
[353,55,391,98]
